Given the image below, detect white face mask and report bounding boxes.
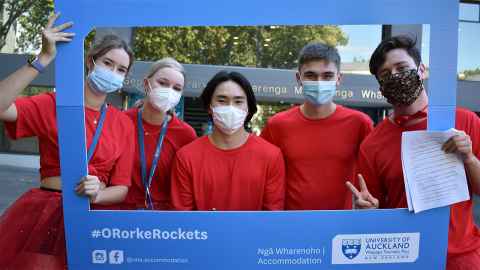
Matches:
[147,82,182,112]
[302,80,337,106]
[212,105,248,135]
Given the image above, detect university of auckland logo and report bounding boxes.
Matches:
[342,239,361,260]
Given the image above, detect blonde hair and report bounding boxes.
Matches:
[145,57,185,80]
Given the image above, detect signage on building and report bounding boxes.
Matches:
[123,62,390,107]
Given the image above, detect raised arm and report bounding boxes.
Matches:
[0,13,74,121]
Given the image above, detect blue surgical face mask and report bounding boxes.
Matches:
[302,80,337,106]
[87,62,125,94]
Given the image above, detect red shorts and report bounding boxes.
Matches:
[0,188,66,269]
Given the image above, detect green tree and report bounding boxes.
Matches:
[0,0,54,52]
[257,25,348,68]
[134,26,257,66]
[134,25,348,131]
[0,0,35,50]
[133,25,348,69]
[0,1,54,96]
[15,0,54,52]
[464,68,480,77]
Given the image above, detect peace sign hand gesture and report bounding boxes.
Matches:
[346,174,379,209]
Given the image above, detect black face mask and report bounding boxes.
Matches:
[378,69,423,106]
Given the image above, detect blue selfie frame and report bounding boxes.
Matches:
[55,0,458,269]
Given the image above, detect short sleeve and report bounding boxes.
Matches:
[260,119,277,145]
[108,118,135,187]
[4,93,55,139]
[171,152,196,210]
[263,149,286,210]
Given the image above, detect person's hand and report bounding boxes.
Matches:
[75,175,105,203]
[38,13,74,66]
[346,174,379,209]
[133,98,144,108]
[442,130,476,165]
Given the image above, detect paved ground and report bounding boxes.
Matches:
[1,153,480,226]
[0,164,39,213]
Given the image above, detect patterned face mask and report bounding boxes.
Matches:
[378,69,423,106]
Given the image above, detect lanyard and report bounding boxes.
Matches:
[87,103,107,163]
[137,109,168,209]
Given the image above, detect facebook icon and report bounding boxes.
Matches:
[109,250,124,264]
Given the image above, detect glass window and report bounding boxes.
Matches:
[457,2,480,80]
[421,25,430,69]
[460,3,479,22]
[459,21,480,80]
[337,25,382,75]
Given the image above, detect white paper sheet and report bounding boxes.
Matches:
[401,129,470,213]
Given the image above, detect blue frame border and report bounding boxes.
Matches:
[54,0,458,269]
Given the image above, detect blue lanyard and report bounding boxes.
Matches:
[87,103,107,163]
[137,109,168,209]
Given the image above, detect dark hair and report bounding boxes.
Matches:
[200,71,257,128]
[298,42,341,71]
[86,34,135,72]
[369,35,421,78]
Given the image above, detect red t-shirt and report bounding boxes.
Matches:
[4,92,134,187]
[261,105,373,210]
[171,135,285,211]
[358,107,480,256]
[123,108,197,210]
